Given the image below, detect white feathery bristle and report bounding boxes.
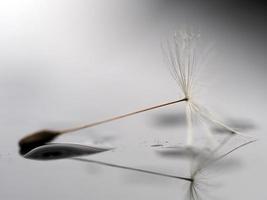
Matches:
[190,102,252,139]
[164,29,251,147]
[163,30,200,146]
[186,102,194,146]
[164,30,200,100]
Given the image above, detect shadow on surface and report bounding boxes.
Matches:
[151,112,186,128]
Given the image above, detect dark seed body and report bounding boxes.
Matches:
[19,130,61,155]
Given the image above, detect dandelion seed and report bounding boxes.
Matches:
[18,29,251,154]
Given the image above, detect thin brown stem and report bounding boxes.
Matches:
[60,98,187,134]
[18,98,187,154]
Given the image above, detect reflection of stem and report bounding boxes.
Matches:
[194,139,257,176]
[212,139,257,164]
[71,157,193,182]
[60,98,188,134]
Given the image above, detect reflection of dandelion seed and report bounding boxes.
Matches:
[63,140,255,200]
[22,133,256,200]
[187,139,256,200]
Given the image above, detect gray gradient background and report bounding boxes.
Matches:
[0,1,266,200]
